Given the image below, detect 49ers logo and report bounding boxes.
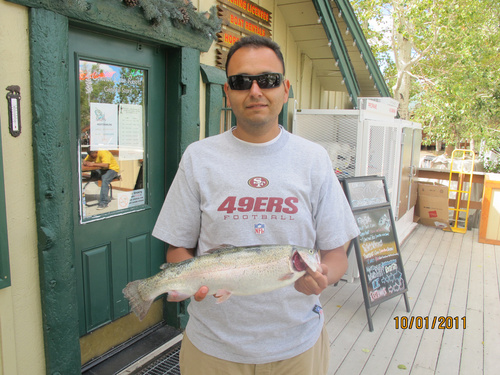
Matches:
[218,196,298,214]
[248,177,269,188]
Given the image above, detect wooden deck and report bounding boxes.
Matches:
[321,225,500,375]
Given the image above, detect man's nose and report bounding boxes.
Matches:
[249,80,263,96]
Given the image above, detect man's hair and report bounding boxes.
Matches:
[225,35,286,76]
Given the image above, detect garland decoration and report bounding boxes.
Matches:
[122,0,221,40]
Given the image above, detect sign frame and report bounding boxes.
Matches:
[342,175,410,331]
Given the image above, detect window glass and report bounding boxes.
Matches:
[79,60,146,221]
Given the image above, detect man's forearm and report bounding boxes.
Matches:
[166,245,196,263]
[320,244,349,285]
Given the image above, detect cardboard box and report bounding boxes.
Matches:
[415,182,451,230]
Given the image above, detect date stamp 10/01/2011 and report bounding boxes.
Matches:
[394,316,466,330]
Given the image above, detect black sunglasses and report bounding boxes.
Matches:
[227,73,284,90]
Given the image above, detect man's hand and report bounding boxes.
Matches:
[294,264,329,295]
[166,245,210,302]
[193,286,209,301]
[294,244,350,295]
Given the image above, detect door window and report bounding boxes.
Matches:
[78,60,146,221]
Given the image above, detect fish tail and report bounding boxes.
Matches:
[122,280,154,321]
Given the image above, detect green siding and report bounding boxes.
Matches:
[164,47,201,330]
[28,6,199,373]
[29,7,82,373]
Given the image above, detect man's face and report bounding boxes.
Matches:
[89,151,98,159]
[224,46,290,131]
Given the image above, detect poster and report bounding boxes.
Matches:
[119,104,144,160]
[90,103,118,150]
[117,189,145,209]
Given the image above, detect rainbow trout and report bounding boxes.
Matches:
[123,244,320,320]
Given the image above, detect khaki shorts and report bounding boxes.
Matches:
[179,325,330,375]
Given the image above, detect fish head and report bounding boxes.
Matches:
[291,247,320,273]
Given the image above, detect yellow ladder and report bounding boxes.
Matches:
[447,149,475,233]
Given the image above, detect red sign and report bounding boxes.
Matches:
[218,6,271,38]
[218,0,271,25]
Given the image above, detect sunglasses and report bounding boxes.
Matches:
[227,73,284,90]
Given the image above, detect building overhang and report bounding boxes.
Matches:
[277,0,391,107]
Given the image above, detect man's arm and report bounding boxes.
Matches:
[166,245,196,263]
[82,160,110,168]
[294,244,349,295]
[83,152,111,169]
[166,245,209,301]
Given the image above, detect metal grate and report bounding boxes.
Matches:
[293,110,359,178]
[138,342,181,375]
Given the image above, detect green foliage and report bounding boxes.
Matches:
[352,0,500,151]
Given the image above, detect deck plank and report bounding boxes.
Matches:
[333,292,402,374]
[357,225,436,375]
[324,225,496,375]
[434,229,470,375]
[459,233,484,374]
[410,230,460,374]
[385,227,445,374]
[329,228,427,374]
[321,280,360,323]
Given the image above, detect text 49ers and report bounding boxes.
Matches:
[217,196,298,214]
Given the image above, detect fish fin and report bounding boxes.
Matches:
[215,289,232,304]
[298,253,320,273]
[206,244,236,254]
[122,280,154,321]
[166,290,192,302]
[279,272,295,281]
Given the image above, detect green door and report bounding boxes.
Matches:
[69,28,166,339]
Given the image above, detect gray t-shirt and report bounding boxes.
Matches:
[153,127,359,364]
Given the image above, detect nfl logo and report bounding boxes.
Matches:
[254,223,265,234]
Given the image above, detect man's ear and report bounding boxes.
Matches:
[223,82,231,107]
[283,79,290,102]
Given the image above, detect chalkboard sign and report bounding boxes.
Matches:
[342,176,410,331]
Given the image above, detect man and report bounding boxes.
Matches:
[83,149,119,209]
[152,35,359,374]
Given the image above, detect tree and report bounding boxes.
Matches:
[352,0,440,120]
[352,0,500,151]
